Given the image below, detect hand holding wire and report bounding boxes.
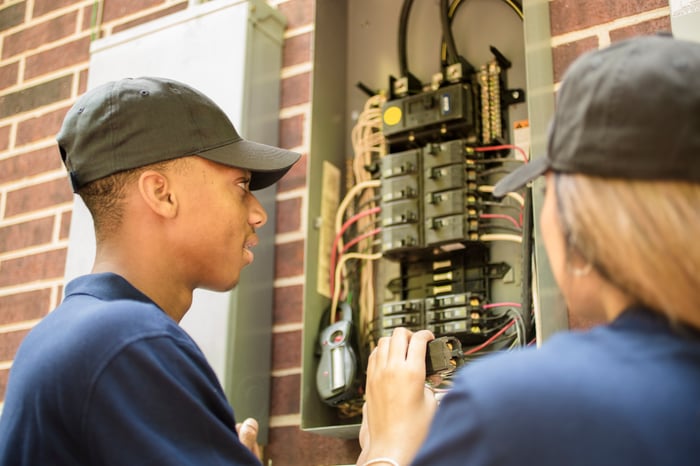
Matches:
[358,328,437,466]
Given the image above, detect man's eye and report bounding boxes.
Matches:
[237,180,251,192]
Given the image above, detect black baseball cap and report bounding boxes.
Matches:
[57,77,301,192]
[494,35,700,197]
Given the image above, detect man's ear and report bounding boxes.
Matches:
[138,170,178,219]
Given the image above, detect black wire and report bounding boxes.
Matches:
[441,0,524,68]
[440,0,459,66]
[478,167,512,178]
[356,193,382,211]
[449,0,523,25]
[398,0,414,77]
[481,200,521,215]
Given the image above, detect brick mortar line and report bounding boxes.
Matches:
[1,140,66,163]
[283,23,314,40]
[281,61,312,79]
[270,367,301,377]
[24,0,33,22]
[7,121,17,151]
[551,6,671,47]
[276,187,305,201]
[0,140,59,161]
[0,202,72,228]
[0,239,68,261]
[273,274,305,288]
[69,68,82,99]
[279,102,311,119]
[0,278,65,298]
[0,29,92,73]
[17,56,25,86]
[0,168,69,192]
[97,2,231,40]
[51,209,64,243]
[0,98,80,130]
[266,0,291,6]
[272,322,303,333]
[18,57,90,91]
[270,322,302,335]
[275,231,305,244]
[0,361,12,370]
[0,63,87,98]
[49,281,62,310]
[268,413,301,428]
[0,319,40,334]
[0,1,90,38]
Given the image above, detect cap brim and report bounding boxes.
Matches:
[493,156,550,198]
[201,139,301,190]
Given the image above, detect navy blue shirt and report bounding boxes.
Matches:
[412,307,700,465]
[0,273,260,465]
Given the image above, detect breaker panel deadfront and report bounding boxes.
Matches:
[302,0,551,438]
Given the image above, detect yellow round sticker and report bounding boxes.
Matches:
[383,106,402,126]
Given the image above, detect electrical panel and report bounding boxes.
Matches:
[301,0,552,438]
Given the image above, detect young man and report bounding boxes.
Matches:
[0,77,300,465]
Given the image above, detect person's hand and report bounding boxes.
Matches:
[357,328,437,465]
[236,417,262,461]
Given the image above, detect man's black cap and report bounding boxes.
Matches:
[58,77,300,192]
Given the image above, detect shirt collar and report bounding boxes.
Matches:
[613,305,700,341]
[64,272,155,305]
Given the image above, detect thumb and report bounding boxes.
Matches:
[236,417,262,460]
[236,418,259,447]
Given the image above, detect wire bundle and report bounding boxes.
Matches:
[330,95,388,341]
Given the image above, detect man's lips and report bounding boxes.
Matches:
[244,235,259,263]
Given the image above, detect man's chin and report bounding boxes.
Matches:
[201,277,240,293]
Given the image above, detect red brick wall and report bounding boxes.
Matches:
[0,0,97,408]
[550,0,671,84]
[0,0,674,464]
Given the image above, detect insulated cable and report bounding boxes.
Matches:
[440,0,524,67]
[331,252,383,324]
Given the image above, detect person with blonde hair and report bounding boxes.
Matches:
[357,34,700,466]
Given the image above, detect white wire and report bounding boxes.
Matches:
[334,180,382,255]
[330,251,382,324]
[479,233,522,244]
[506,308,526,347]
[341,95,386,340]
[478,185,525,206]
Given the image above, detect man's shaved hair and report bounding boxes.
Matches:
[78,158,190,242]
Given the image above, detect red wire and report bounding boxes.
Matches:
[479,213,521,229]
[474,144,529,163]
[464,319,516,355]
[482,302,522,310]
[341,227,381,254]
[329,206,381,297]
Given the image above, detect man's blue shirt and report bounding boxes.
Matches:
[0,273,260,465]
